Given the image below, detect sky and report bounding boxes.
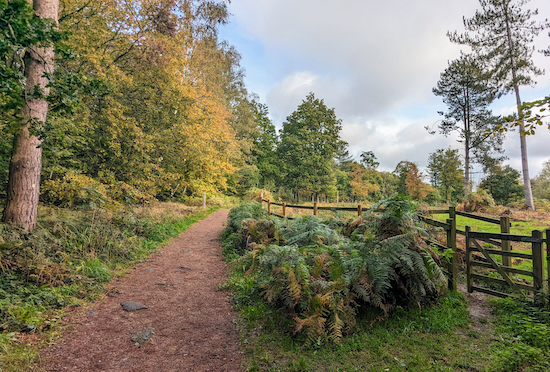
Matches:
[219,0,550,184]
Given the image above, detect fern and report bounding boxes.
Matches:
[223,196,449,344]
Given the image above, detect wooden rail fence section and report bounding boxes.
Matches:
[260,199,550,299]
[261,198,364,219]
[418,215,457,291]
[466,227,550,299]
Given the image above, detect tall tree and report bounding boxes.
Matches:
[2,0,59,230]
[427,148,464,204]
[249,98,279,189]
[431,55,503,197]
[349,162,379,202]
[531,160,550,200]
[360,150,379,170]
[277,93,344,202]
[46,0,241,199]
[448,0,549,210]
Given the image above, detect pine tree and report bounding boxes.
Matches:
[431,55,504,197]
[448,0,549,210]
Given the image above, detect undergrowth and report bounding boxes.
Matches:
[222,198,550,371]
[222,196,447,345]
[488,297,550,372]
[0,203,217,371]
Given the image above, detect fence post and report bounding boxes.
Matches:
[546,229,550,295]
[314,202,318,216]
[357,204,363,216]
[465,226,473,293]
[500,216,511,267]
[446,218,457,291]
[449,205,455,221]
[268,200,272,215]
[282,202,286,217]
[203,192,206,210]
[532,230,544,298]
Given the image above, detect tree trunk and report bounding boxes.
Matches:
[515,92,535,210]
[464,121,470,199]
[463,87,470,199]
[504,9,534,210]
[2,0,58,230]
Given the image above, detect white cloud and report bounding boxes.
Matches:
[222,0,550,178]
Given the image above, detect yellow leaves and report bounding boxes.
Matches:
[287,269,302,306]
[54,0,244,199]
[350,163,380,200]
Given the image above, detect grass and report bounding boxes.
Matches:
[226,272,501,371]
[223,202,550,371]
[428,209,550,243]
[0,202,218,371]
[225,267,550,372]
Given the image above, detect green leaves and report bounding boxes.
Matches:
[222,199,446,344]
[278,93,345,198]
[0,0,61,117]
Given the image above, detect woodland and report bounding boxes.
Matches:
[1,0,550,228]
[1,0,550,371]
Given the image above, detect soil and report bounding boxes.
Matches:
[39,209,243,372]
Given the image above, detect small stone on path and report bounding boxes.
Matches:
[121,301,148,312]
[131,328,155,344]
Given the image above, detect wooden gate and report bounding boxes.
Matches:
[465,227,548,298]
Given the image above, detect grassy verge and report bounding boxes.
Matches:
[227,293,550,372]
[0,203,218,371]
[222,202,550,371]
[225,267,496,372]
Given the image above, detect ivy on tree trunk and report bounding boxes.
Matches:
[2,0,59,230]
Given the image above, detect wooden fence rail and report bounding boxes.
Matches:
[261,198,363,217]
[426,207,513,267]
[466,226,550,299]
[259,199,550,299]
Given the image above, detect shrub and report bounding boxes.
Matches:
[223,197,446,344]
[42,171,155,209]
[42,172,113,208]
[460,189,495,212]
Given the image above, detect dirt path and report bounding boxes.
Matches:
[40,209,242,372]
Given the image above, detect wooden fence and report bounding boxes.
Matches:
[260,199,550,299]
[425,207,513,266]
[261,198,364,219]
[466,227,550,299]
[418,214,458,291]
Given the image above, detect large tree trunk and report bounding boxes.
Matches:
[464,117,470,199]
[515,91,535,210]
[504,8,535,211]
[2,0,59,230]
